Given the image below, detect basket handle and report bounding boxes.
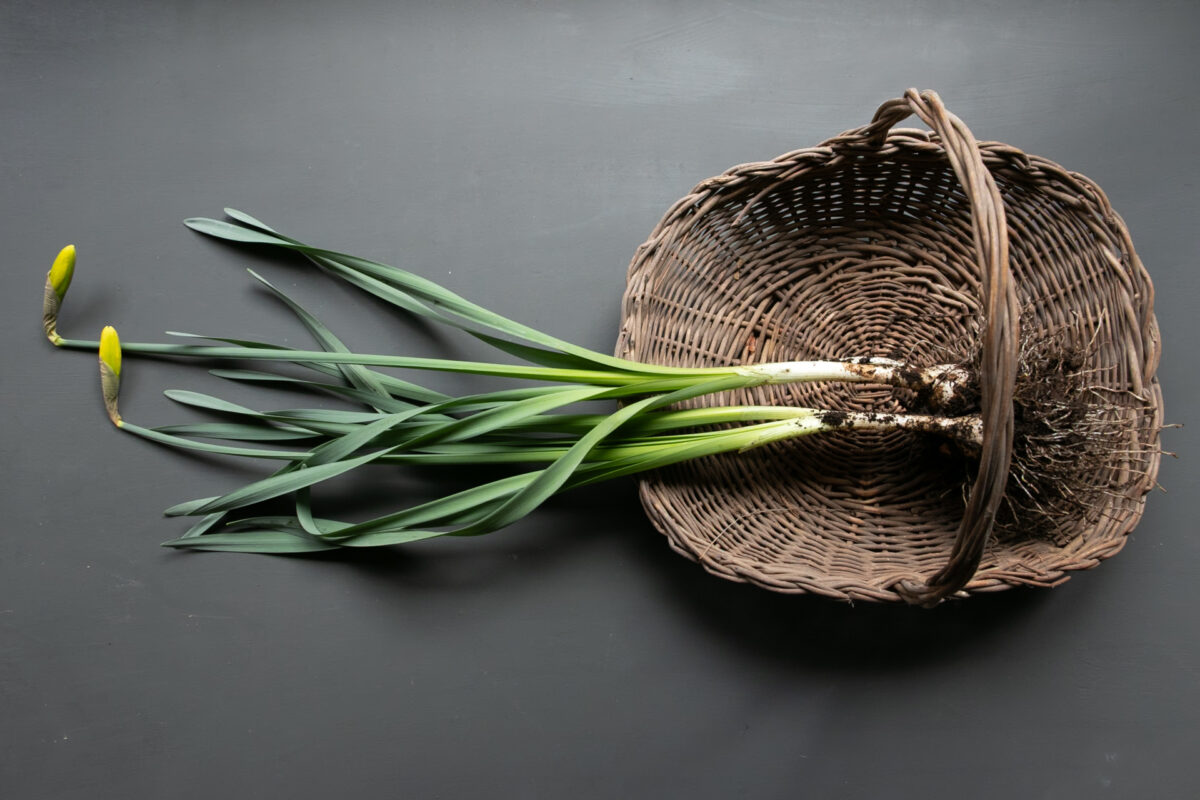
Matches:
[846,90,1021,605]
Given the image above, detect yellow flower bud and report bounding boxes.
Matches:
[99,325,122,376]
[42,245,76,345]
[99,326,123,426]
[48,245,76,300]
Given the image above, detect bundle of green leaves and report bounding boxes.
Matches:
[44,210,981,553]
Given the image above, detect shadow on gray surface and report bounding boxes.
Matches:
[234,476,1055,673]
[647,555,1053,672]
[603,489,1058,672]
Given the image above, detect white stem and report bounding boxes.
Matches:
[831,409,983,446]
[742,409,983,453]
[739,358,973,410]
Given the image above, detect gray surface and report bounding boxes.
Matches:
[3,1,1198,798]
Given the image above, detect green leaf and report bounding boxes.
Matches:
[247,269,395,412]
[210,368,446,408]
[157,342,644,386]
[451,395,660,535]
[164,389,264,418]
[179,512,228,540]
[334,529,456,547]
[465,330,643,373]
[122,422,305,460]
[449,375,756,532]
[304,409,421,466]
[152,422,320,442]
[223,208,287,236]
[169,332,372,384]
[162,530,339,553]
[264,408,389,425]
[186,214,721,378]
[184,217,293,246]
[315,377,757,546]
[568,422,795,488]
[399,385,606,449]
[322,473,537,541]
[303,254,443,320]
[164,497,221,517]
[295,489,322,537]
[189,447,390,515]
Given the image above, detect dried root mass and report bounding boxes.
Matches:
[999,337,1159,546]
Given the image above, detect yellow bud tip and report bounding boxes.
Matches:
[49,245,76,300]
[99,325,122,376]
[99,326,123,426]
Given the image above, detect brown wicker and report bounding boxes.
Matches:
[616,89,1162,605]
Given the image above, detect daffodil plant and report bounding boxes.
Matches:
[44,210,983,553]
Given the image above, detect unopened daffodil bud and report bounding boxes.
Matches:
[50,245,76,299]
[42,245,76,344]
[99,325,123,426]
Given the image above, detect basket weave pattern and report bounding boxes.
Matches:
[617,90,1162,604]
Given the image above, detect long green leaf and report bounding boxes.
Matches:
[189,213,720,377]
[171,331,447,402]
[164,389,264,417]
[184,217,294,246]
[444,376,752,536]
[222,208,287,236]
[179,513,228,540]
[247,269,394,412]
[163,530,339,553]
[303,410,421,467]
[158,342,656,385]
[153,422,321,442]
[164,497,220,517]
[188,447,390,515]
[397,386,606,450]
[319,473,538,541]
[122,422,306,460]
[330,376,754,546]
[209,368,445,409]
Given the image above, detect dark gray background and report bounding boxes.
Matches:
[3,1,1198,798]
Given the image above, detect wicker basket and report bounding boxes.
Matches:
[616,89,1162,605]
